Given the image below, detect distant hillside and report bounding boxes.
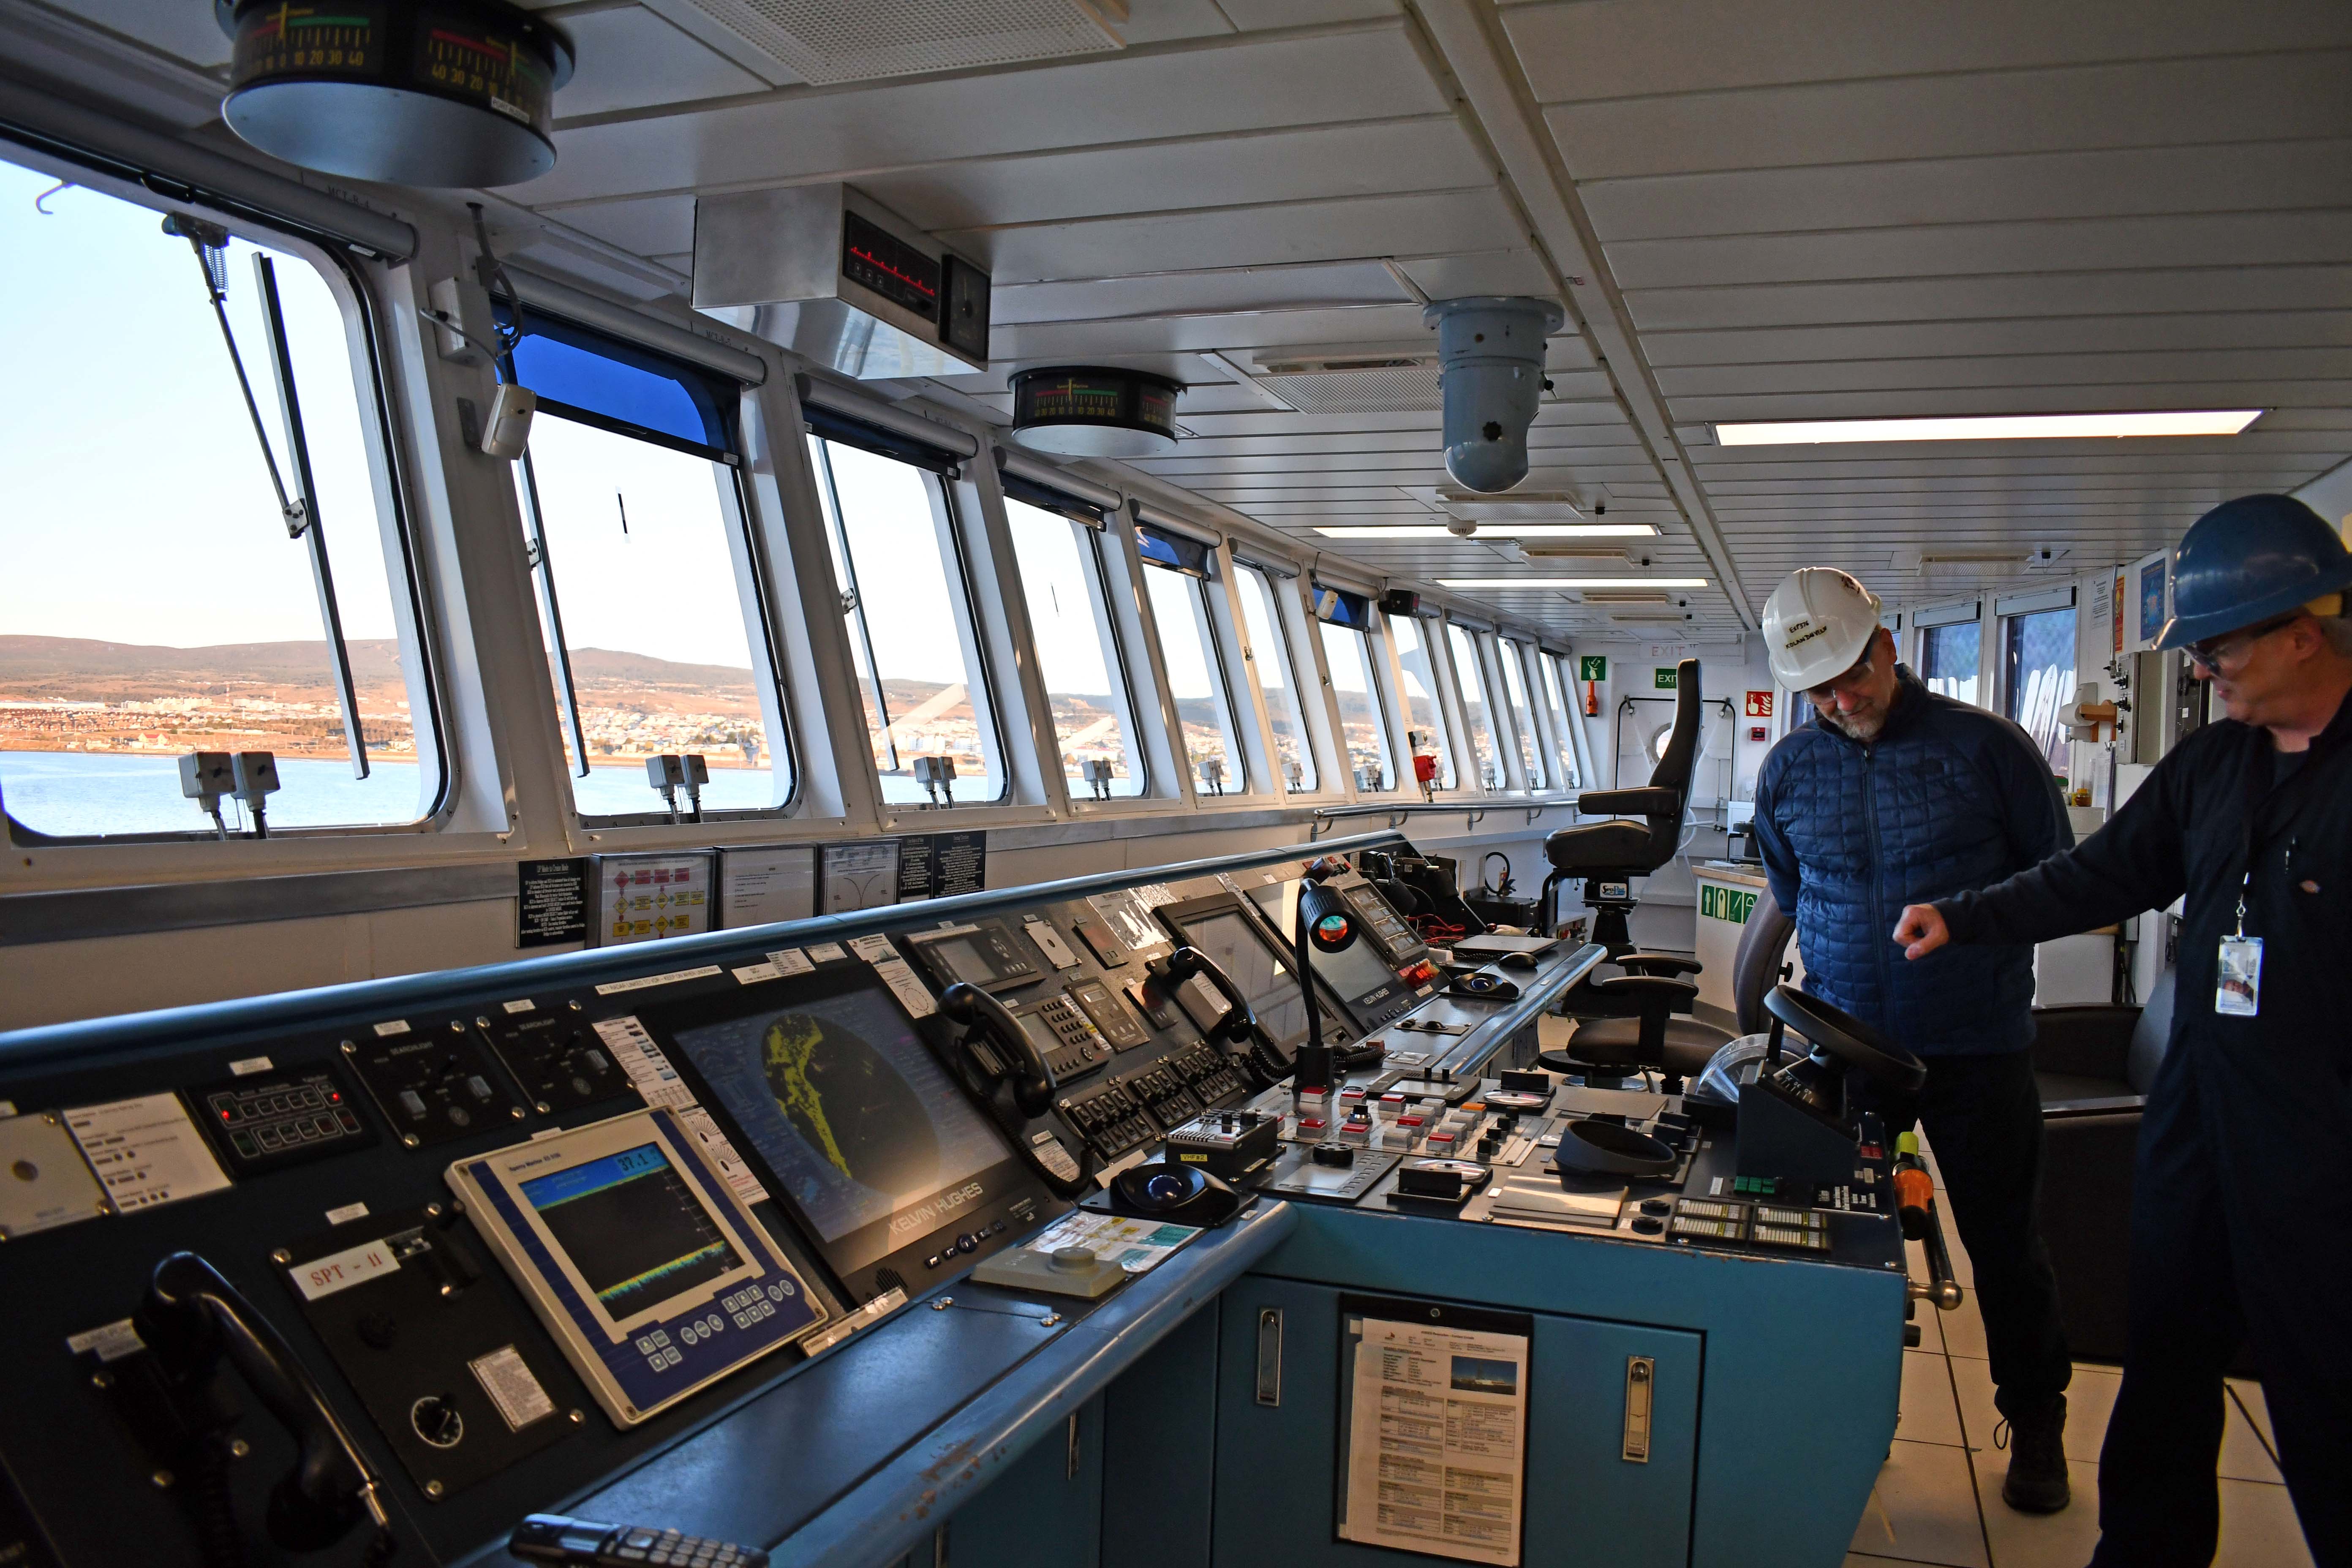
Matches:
[0,636,406,683]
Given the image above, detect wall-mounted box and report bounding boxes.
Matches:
[691,185,990,379]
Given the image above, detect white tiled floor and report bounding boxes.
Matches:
[1851,1138,2315,1567]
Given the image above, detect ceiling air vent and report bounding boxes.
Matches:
[1607,608,1692,624]
[672,0,1123,85]
[1251,357,1440,415]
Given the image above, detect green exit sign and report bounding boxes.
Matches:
[1579,655,1607,681]
[1701,885,1756,924]
[1654,667,1679,689]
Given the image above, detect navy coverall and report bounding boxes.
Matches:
[1937,687,2352,1567]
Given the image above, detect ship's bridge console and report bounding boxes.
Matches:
[0,832,1949,1568]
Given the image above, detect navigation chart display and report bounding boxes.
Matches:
[521,1144,742,1321]
[667,980,1012,1272]
[1178,909,1308,1049]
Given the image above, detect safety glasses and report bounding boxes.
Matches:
[1805,644,1877,702]
[2183,611,2304,674]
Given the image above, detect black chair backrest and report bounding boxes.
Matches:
[1648,659,1703,801]
[1731,880,1796,1036]
[1635,658,1703,863]
[2124,968,2175,1093]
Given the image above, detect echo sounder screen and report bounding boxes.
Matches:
[520,1143,742,1319]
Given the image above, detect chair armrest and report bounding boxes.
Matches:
[1574,787,1680,818]
[1618,953,1702,979]
[2043,1094,2146,1119]
[2031,1005,2141,1080]
[1562,973,1699,1018]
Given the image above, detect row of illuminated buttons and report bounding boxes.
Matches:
[214,1086,334,1124]
[229,1108,363,1159]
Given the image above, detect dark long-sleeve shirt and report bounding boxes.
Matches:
[1938,684,2352,1093]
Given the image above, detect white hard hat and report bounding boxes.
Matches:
[1764,568,1884,689]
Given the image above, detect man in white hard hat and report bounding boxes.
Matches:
[1750,567,2077,1512]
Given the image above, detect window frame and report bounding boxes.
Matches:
[1999,595,2078,778]
[1536,649,1585,791]
[1384,610,1459,792]
[1135,529,1255,800]
[1312,588,1402,795]
[808,431,1013,808]
[1442,618,1506,792]
[0,174,455,847]
[999,490,1154,803]
[1231,558,1320,795]
[508,312,800,827]
[1495,634,1549,791]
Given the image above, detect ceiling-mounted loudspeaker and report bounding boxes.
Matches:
[1010,367,1181,458]
[214,0,575,188]
[1424,296,1565,494]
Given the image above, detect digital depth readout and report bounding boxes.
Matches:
[521,1144,741,1319]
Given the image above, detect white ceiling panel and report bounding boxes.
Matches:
[1644,313,2352,368]
[1502,0,2352,103]
[939,188,1522,282]
[554,6,772,117]
[1655,346,2352,398]
[544,192,701,256]
[1581,140,2352,243]
[1606,212,2352,292]
[1544,52,2352,182]
[533,24,1443,203]
[1666,381,2352,425]
[991,261,1413,325]
[1626,267,2352,332]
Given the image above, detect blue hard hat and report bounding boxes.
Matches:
[2156,493,2352,650]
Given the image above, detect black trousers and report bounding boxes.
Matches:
[1853,1049,2073,1415]
[2088,1043,2352,1568]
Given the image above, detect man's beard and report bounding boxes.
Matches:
[1821,707,1888,742]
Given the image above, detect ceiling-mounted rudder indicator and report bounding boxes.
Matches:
[214,0,576,188]
[1010,366,1182,458]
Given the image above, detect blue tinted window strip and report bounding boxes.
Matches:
[530,394,738,468]
[493,299,740,454]
[1311,582,1373,629]
[802,403,962,476]
[1135,525,1210,577]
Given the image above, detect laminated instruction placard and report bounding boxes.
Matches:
[1337,1298,1531,1565]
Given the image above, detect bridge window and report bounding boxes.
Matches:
[1233,563,1316,794]
[1312,586,1397,793]
[2003,601,2077,777]
[1497,637,1547,789]
[1002,494,1146,799]
[809,434,1005,806]
[1920,620,1982,708]
[1537,652,1583,789]
[0,158,441,839]
[1446,623,1502,790]
[508,309,791,819]
[1388,614,1457,791]
[1136,526,1249,797]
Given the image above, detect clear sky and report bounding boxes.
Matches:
[1,156,398,648]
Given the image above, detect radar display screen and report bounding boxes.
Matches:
[662,980,1014,1274]
[520,1144,742,1320]
[1177,909,1308,1050]
[1248,882,1405,1018]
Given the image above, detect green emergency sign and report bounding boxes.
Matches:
[1654,667,1679,689]
[1579,656,1606,681]
[1701,885,1756,924]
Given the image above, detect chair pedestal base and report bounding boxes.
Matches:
[1581,878,1637,955]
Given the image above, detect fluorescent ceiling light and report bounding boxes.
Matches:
[1314,524,1657,539]
[1437,578,1708,590]
[1714,410,2262,446]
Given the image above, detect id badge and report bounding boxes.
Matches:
[2216,935,2262,1017]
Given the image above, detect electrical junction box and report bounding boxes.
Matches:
[691,184,990,378]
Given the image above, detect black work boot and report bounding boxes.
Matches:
[1997,1394,2070,1513]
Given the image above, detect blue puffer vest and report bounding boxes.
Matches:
[1750,667,2074,1055]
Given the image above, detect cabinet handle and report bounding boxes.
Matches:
[1622,1356,1654,1462]
[1256,1308,1284,1406]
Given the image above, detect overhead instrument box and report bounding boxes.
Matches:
[692,184,991,378]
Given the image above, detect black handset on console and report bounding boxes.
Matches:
[131,1252,395,1563]
[939,981,1098,1199]
[1147,945,1291,1084]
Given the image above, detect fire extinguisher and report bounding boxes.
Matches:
[1583,679,1601,717]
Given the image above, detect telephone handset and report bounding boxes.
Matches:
[938,981,1097,1199]
[1149,945,1292,1085]
[132,1251,395,1562]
